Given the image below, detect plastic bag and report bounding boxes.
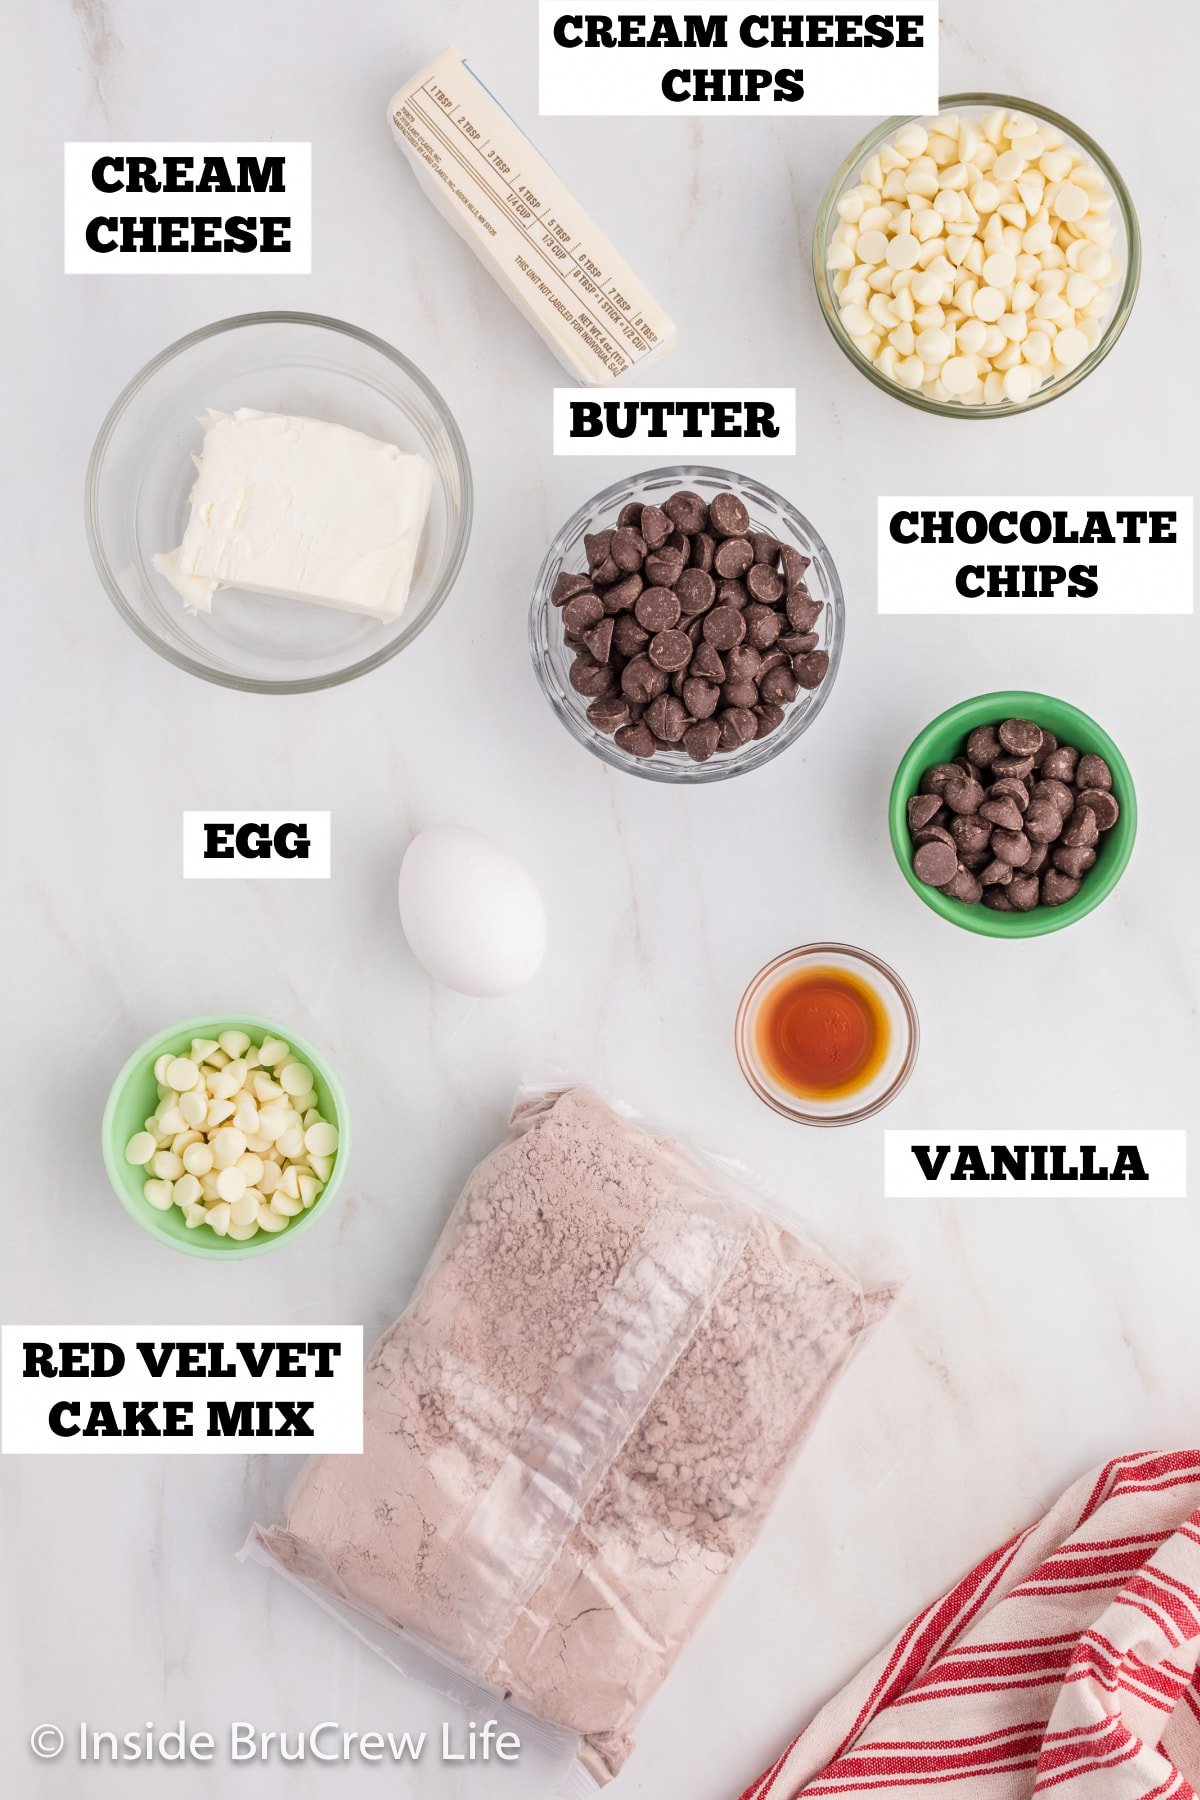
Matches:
[246,1085,894,1789]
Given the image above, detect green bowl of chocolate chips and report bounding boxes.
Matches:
[889,690,1137,938]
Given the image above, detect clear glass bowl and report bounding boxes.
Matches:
[813,94,1141,418]
[85,311,472,692]
[530,465,844,784]
[735,943,919,1126]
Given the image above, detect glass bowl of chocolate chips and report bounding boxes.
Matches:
[530,466,845,783]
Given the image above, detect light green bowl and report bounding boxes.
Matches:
[102,1014,348,1259]
[889,691,1137,939]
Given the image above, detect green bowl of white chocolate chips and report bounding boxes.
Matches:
[102,1014,348,1258]
[814,94,1141,416]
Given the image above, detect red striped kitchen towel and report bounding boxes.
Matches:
[742,1450,1200,1800]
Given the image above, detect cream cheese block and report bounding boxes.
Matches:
[154,408,433,621]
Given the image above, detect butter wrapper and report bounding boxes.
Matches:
[388,48,676,386]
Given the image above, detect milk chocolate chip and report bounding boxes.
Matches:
[759,665,797,706]
[674,568,717,615]
[582,618,614,664]
[552,571,593,606]
[635,587,681,633]
[639,504,671,549]
[645,694,688,742]
[661,490,705,533]
[708,490,750,536]
[998,718,1044,756]
[907,794,943,832]
[913,839,958,886]
[713,537,754,580]
[648,628,693,672]
[562,591,604,635]
[1076,753,1112,791]
[586,695,630,733]
[1076,787,1119,829]
[965,724,1002,767]
[683,719,721,761]
[703,606,746,650]
[682,677,720,719]
[1041,868,1081,906]
[621,657,668,704]
[614,722,656,758]
[569,655,617,698]
[611,527,646,572]
[746,563,785,604]
[793,651,830,689]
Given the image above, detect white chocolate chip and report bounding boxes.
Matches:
[894,122,928,159]
[304,1121,338,1157]
[941,355,978,395]
[1053,182,1089,222]
[913,326,949,363]
[1004,364,1037,403]
[216,1166,247,1204]
[174,1173,202,1209]
[233,1096,260,1137]
[279,1061,313,1097]
[125,1131,156,1166]
[1053,326,1088,367]
[180,1137,213,1180]
[277,1125,305,1160]
[179,1090,208,1127]
[230,1190,260,1226]
[211,1126,247,1169]
[165,1057,200,1091]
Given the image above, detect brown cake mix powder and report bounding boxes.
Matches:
[255,1087,889,1782]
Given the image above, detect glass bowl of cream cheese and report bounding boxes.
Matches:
[86,311,472,692]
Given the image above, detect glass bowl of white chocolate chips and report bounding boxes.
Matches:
[814,96,1140,416]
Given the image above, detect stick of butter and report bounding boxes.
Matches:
[388,48,676,386]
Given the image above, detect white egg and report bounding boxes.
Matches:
[398,826,546,998]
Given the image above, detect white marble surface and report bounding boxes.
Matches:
[4,1,1199,1795]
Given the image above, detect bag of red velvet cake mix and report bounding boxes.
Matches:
[245,1085,894,1791]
